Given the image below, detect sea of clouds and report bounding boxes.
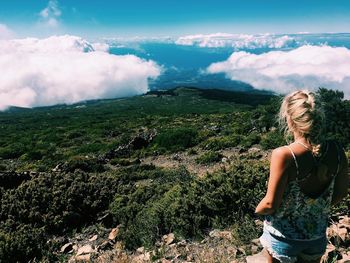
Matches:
[175,33,298,49]
[0,35,161,110]
[1,29,350,110]
[206,45,350,97]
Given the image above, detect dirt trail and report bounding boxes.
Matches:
[141,146,269,177]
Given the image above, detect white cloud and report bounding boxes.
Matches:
[176,33,297,49]
[206,45,350,97]
[0,24,14,40]
[39,0,62,28]
[0,35,161,110]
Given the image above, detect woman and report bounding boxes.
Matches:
[255,90,349,263]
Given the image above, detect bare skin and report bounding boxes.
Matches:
[256,133,349,263]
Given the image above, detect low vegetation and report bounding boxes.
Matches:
[0,87,348,261]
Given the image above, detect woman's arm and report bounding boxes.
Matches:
[331,147,349,206]
[255,147,290,215]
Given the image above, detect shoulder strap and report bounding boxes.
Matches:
[285,145,299,177]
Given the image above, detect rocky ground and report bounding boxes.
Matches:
[57,215,350,263]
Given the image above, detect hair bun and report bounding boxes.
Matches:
[279,90,324,145]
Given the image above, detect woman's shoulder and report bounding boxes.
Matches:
[272,145,292,156]
[271,146,294,164]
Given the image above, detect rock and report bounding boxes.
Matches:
[237,246,246,256]
[126,129,157,151]
[97,240,113,252]
[52,163,63,172]
[177,240,187,247]
[131,254,148,263]
[208,125,221,133]
[254,219,264,227]
[61,242,73,253]
[144,252,151,261]
[108,226,120,241]
[136,246,145,254]
[246,251,267,263]
[339,216,350,229]
[338,251,350,263]
[338,227,349,242]
[105,145,131,159]
[238,147,246,153]
[209,229,219,238]
[89,235,98,242]
[172,153,182,161]
[77,245,94,256]
[221,157,229,163]
[155,240,162,247]
[163,233,175,245]
[226,247,237,257]
[187,255,194,261]
[114,241,124,250]
[251,245,259,254]
[75,234,85,241]
[328,223,349,245]
[251,238,261,247]
[209,230,232,241]
[75,253,91,262]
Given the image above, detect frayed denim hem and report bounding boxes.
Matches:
[259,235,297,263]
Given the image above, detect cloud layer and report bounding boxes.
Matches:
[0,35,161,110]
[207,45,350,97]
[176,33,297,49]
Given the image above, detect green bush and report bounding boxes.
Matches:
[65,155,105,173]
[152,128,199,152]
[0,226,47,263]
[196,151,223,164]
[203,135,241,151]
[0,172,121,233]
[317,88,350,148]
[260,129,285,150]
[110,159,268,249]
[0,143,27,159]
[241,132,261,149]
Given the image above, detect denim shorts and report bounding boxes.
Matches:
[259,228,327,263]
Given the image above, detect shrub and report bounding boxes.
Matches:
[203,135,241,151]
[241,132,261,149]
[0,226,47,263]
[0,143,27,159]
[260,129,285,150]
[64,155,105,173]
[196,151,223,164]
[152,128,199,152]
[0,172,121,233]
[110,159,269,249]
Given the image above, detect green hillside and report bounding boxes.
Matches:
[0,87,348,262]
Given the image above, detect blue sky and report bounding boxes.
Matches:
[1,0,350,38]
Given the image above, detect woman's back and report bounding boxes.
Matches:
[285,140,341,199]
[264,140,342,240]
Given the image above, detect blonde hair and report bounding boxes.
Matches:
[279,90,325,155]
